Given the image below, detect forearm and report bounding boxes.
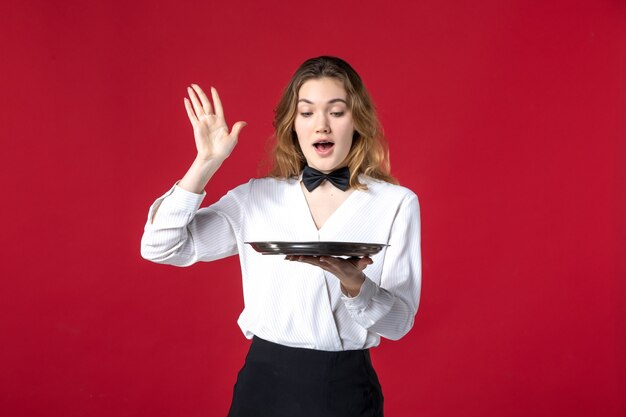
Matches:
[140,183,241,265]
[342,278,418,340]
[178,155,226,194]
[141,184,206,265]
[149,155,224,223]
[366,292,416,340]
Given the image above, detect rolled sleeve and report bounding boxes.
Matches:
[341,276,396,329]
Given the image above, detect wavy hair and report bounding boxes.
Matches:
[267,56,397,189]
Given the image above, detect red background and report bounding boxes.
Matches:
[2,0,624,416]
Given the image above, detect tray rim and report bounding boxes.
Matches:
[244,241,389,256]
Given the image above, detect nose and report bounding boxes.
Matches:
[315,113,330,134]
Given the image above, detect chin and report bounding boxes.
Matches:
[309,161,341,172]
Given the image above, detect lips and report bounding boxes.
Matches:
[313,139,334,152]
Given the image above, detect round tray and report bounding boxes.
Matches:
[245,241,388,257]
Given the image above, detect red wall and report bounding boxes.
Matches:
[2,0,624,416]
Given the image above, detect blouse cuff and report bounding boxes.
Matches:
[341,276,396,329]
[170,183,206,209]
[147,183,206,225]
[341,276,377,309]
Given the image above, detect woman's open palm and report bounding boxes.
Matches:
[184,84,246,161]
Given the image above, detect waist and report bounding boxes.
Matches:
[248,336,373,382]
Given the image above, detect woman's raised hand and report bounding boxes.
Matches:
[184,84,246,161]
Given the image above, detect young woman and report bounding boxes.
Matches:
[141,56,421,417]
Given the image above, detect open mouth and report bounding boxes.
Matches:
[313,141,334,151]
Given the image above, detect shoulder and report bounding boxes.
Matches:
[226,176,299,201]
[249,176,299,187]
[360,178,421,228]
[361,176,419,204]
[227,176,295,192]
[247,176,299,192]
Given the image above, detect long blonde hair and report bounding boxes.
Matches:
[267,56,397,189]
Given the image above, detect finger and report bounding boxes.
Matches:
[347,256,372,267]
[191,84,213,115]
[356,257,373,270]
[293,256,326,268]
[319,256,346,266]
[184,98,198,125]
[351,256,372,264]
[211,87,226,120]
[317,256,347,272]
[321,257,368,277]
[187,86,205,118]
[231,121,247,138]
[295,255,318,264]
[319,256,335,264]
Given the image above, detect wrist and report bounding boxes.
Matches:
[194,154,226,166]
[341,273,366,297]
[178,156,224,194]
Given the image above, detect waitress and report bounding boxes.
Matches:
[141,56,421,417]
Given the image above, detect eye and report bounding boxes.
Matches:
[330,111,345,117]
[299,112,313,117]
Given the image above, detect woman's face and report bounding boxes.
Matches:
[294,77,355,173]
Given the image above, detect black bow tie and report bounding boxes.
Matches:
[302,166,350,192]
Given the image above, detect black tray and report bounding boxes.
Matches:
[245,241,388,257]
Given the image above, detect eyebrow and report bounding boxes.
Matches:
[297,98,348,105]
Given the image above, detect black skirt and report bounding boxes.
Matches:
[227,337,384,417]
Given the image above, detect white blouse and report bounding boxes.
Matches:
[141,176,421,351]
